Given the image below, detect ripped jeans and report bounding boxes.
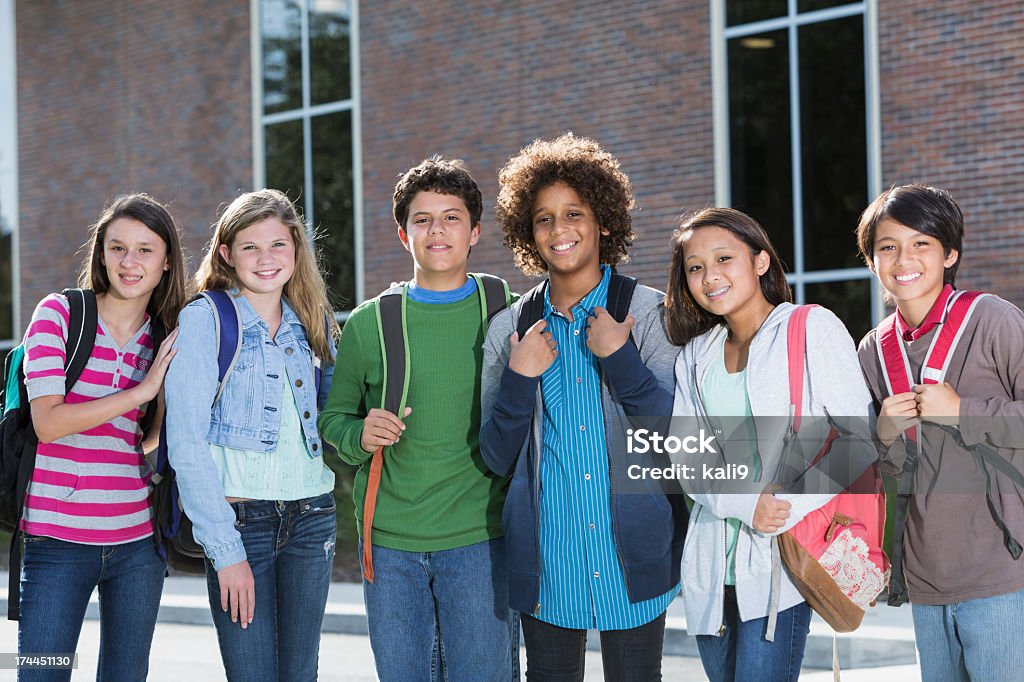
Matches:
[205,493,337,682]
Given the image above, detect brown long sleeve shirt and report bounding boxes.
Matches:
[858,294,1024,605]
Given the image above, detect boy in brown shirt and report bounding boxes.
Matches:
[857,184,1024,682]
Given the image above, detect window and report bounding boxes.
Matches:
[712,0,881,339]
[0,0,18,350]
[256,0,361,313]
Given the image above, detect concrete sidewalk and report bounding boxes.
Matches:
[1,571,921,679]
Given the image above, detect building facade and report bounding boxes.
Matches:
[5,0,1024,347]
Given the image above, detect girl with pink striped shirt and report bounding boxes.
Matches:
[17,194,186,682]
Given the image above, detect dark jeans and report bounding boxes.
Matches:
[695,586,811,682]
[205,493,336,682]
[18,535,165,682]
[520,611,666,682]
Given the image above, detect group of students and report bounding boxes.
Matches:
[13,132,1024,682]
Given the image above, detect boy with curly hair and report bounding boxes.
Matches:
[480,133,685,679]
[320,157,517,681]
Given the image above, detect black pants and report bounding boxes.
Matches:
[520,611,666,682]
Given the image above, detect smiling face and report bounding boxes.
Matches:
[218,217,296,302]
[870,218,959,321]
[398,190,480,290]
[683,226,770,322]
[101,217,170,303]
[531,181,607,279]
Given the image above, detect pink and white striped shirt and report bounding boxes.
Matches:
[20,293,156,544]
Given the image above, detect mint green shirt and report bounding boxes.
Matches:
[701,345,759,585]
[210,372,335,500]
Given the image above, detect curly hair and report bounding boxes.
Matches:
[496,132,636,276]
[393,156,483,229]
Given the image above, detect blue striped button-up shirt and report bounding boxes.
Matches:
[536,266,677,630]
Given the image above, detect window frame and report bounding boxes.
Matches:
[251,0,363,319]
[711,0,884,325]
[0,0,20,350]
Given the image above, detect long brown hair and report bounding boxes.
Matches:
[78,193,188,330]
[194,189,340,362]
[665,207,792,346]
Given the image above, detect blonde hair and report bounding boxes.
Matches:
[194,189,339,362]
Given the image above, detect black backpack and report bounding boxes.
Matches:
[1,289,165,620]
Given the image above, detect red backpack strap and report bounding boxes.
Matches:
[787,304,817,434]
[920,290,987,384]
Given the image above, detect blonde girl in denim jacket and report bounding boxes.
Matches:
[164,189,340,682]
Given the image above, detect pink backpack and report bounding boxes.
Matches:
[775,305,889,632]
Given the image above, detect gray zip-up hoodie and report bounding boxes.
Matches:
[673,303,875,636]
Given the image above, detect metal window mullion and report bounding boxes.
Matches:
[722,2,865,38]
[351,0,365,304]
[262,99,351,126]
[865,0,885,325]
[4,0,18,340]
[300,0,314,230]
[788,0,805,304]
[786,268,874,285]
[711,0,730,206]
[251,0,266,189]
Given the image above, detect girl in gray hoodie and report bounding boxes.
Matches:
[664,207,876,682]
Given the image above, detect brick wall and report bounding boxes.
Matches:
[879,0,1024,304]
[359,1,714,298]
[16,0,253,327]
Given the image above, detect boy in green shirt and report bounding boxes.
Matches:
[319,157,516,681]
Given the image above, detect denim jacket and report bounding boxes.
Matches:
[165,290,335,569]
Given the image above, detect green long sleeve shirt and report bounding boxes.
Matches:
[319,292,508,551]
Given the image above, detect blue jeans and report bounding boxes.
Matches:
[360,537,518,682]
[695,587,811,682]
[18,535,165,682]
[520,611,666,681]
[912,586,1024,682]
[205,493,336,682]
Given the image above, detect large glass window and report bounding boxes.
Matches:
[716,0,879,339]
[0,0,18,350]
[258,0,358,311]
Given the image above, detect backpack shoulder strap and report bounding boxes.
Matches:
[920,290,988,385]
[194,291,242,405]
[875,311,907,397]
[61,288,97,392]
[470,273,512,325]
[515,281,548,340]
[606,273,638,323]
[374,285,410,415]
[786,304,818,433]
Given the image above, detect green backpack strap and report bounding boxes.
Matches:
[376,276,511,413]
[374,284,410,416]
